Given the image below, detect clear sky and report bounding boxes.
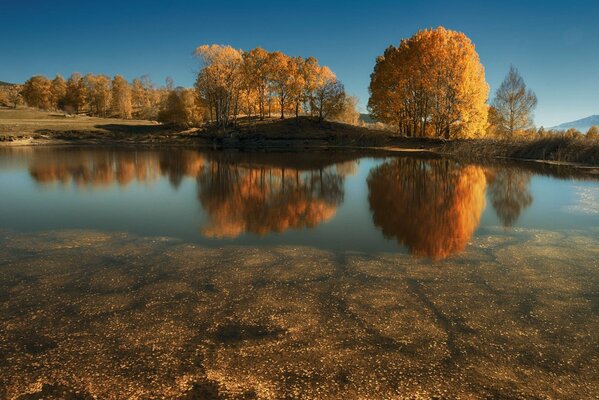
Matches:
[1,0,597,127]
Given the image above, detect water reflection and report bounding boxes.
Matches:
[197,160,346,238]
[367,158,487,260]
[486,169,533,227]
[28,149,204,188]
[26,149,357,238]
[22,148,546,255]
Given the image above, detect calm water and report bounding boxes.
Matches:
[0,147,598,398]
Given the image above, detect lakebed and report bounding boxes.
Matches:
[0,147,598,398]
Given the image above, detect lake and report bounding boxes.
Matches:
[0,147,598,398]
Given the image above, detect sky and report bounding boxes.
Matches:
[1,0,598,127]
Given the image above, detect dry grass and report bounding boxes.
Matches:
[441,136,599,166]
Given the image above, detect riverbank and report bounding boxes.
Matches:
[2,108,598,168]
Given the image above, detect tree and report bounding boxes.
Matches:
[111,75,132,118]
[86,74,112,116]
[194,44,243,129]
[64,73,87,114]
[492,66,537,137]
[368,27,489,138]
[242,47,270,119]
[267,51,293,119]
[311,68,345,121]
[22,75,52,110]
[158,88,204,127]
[49,75,67,110]
[330,95,360,125]
[586,126,599,140]
[286,56,309,119]
[131,77,151,111]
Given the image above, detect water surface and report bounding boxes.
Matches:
[0,147,597,398]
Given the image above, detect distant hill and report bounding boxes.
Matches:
[0,81,16,86]
[359,113,376,124]
[550,115,599,133]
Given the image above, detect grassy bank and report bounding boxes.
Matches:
[441,136,599,167]
[1,107,598,167]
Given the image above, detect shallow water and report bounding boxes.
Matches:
[0,147,598,398]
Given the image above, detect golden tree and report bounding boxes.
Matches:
[267,51,293,119]
[194,44,243,128]
[22,76,52,110]
[158,88,204,127]
[111,75,132,118]
[49,75,67,110]
[86,74,112,117]
[242,47,271,120]
[310,66,345,121]
[131,75,154,116]
[368,27,489,138]
[64,73,88,114]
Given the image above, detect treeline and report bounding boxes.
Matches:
[18,73,165,119]
[11,45,359,129]
[191,45,357,128]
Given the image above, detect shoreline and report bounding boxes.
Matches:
[1,110,598,173]
[2,134,599,178]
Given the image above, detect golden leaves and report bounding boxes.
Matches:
[368,27,489,138]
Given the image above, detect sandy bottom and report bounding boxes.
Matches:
[0,228,598,399]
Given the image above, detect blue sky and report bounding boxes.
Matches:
[1,0,597,127]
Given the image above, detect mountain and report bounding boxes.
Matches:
[0,81,16,86]
[550,115,599,133]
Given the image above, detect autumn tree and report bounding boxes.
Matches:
[131,77,150,109]
[85,74,112,116]
[587,126,599,140]
[267,51,293,119]
[368,27,489,139]
[311,68,345,121]
[194,44,345,126]
[111,75,132,118]
[194,44,243,129]
[158,88,204,127]
[242,47,271,119]
[330,95,360,125]
[49,75,67,110]
[64,73,87,114]
[492,66,537,137]
[22,76,52,110]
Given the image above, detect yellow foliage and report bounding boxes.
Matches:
[368,27,489,138]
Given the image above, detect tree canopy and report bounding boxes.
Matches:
[368,27,489,139]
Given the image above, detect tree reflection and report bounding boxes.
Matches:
[28,149,205,188]
[197,161,346,238]
[486,169,533,227]
[367,158,487,260]
[26,148,359,237]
